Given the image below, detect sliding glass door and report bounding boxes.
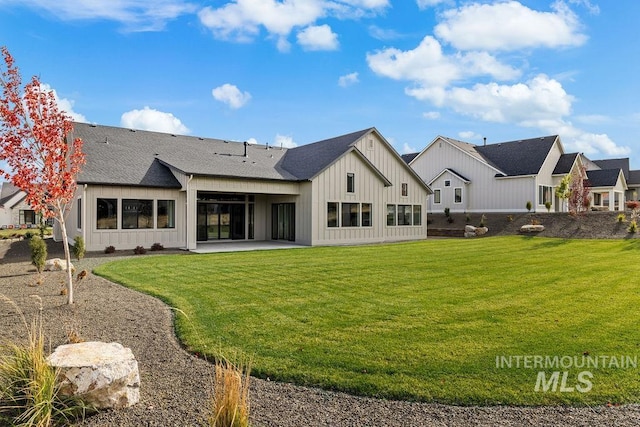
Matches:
[272,203,295,241]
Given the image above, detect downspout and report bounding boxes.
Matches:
[185,174,193,250]
[82,184,87,244]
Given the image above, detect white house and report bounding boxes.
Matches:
[58,123,431,251]
[407,135,627,213]
[0,182,41,228]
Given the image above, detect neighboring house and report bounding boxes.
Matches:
[407,135,627,213]
[59,123,431,251]
[592,158,640,202]
[0,182,41,228]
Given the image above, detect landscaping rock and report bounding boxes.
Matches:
[464,231,477,238]
[520,224,545,233]
[464,225,476,233]
[47,341,140,409]
[475,227,489,236]
[44,257,75,272]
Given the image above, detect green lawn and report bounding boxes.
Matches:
[94,236,640,405]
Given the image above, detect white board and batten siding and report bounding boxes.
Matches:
[78,185,186,251]
[534,138,563,211]
[310,133,428,245]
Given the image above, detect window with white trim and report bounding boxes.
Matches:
[454,188,462,204]
[433,189,441,204]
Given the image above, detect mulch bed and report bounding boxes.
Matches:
[1,238,640,426]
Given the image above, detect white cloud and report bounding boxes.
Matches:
[367,36,519,91]
[39,83,88,123]
[246,137,258,145]
[434,1,587,51]
[368,25,402,41]
[575,114,611,125]
[416,0,448,9]
[338,72,359,87]
[212,84,252,109]
[297,24,339,51]
[8,0,197,31]
[120,106,190,134]
[422,111,440,120]
[402,142,418,154]
[459,131,480,140]
[198,0,388,48]
[275,133,297,148]
[442,75,573,124]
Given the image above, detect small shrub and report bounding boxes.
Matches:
[208,358,251,427]
[72,236,85,261]
[526,201,532,212]
[465,214,471,224]
[531,219,541,226]
[544,201,551,212]
[626,201,640,210]
[104,245,115,254]
[447,216,454,224]
[24,231,33,239]
[133,246,147,255]
[479,214,487,228]
[628,220,638,234]
[617,213,627,223]
[150,243,164,251]
[444,207,450,217]
[29,236,47,274]
[506,214,514,222]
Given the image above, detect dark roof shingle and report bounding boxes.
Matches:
[279,128,373,180]
[475,135,558,176]
[553,153,579,175]
[594,158,630,180]
[586,169,622,187]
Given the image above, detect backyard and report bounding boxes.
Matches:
[94,236,640,406]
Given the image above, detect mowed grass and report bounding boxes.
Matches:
[94,236,640,405]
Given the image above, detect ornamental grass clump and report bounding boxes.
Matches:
[208,357,251,427]
[0,295,88,426]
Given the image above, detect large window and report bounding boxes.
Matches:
[538,185,553,205]
[347,173,355,193]
[386,204,396,226]
[327,202,338,227]
[454,188,462,204]
[413,205,422,226]
[97,198,118,229]
[433,189,441,204]
[19,210,38,225]
[397,205,412,225]
[122,199,153,229]
[157,200,175,228]
[342,203,360,227]
[362,203,372,227]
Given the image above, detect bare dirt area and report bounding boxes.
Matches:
[1,235,640,426]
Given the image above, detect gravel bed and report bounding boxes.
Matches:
[1,240,640,426]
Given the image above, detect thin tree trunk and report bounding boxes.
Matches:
[58,215,74,304]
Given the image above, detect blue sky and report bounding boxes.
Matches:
[1,0,639,166]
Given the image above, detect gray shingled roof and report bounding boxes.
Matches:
[73,123,297,187]
[401,153,419,164]
[629,170,640,186]
[586,169,622,187]
[594,158,629,180]
[553,153,579,175]
[0,182,23,207]
[279,128,373,180]
[475,136,558,176]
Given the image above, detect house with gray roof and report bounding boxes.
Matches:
[406,135,627,213]
[61,123,431,251]
[0,182,42,228]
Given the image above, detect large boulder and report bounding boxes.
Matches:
[47,342,140,409]
[44,258,75,272]
[520,224,545,233]
[475,226,489,236]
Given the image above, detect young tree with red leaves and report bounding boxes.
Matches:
[567,165,591,216]
[0,46,85,304]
